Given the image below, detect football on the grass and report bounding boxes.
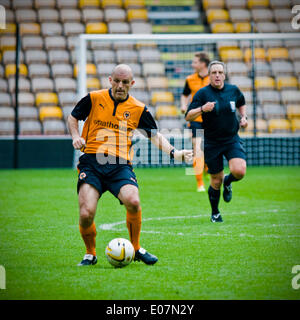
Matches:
[105,238,135,268]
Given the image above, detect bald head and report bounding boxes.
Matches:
[109,64,135,101]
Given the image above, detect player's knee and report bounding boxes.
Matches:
[125,196,140,213]
[80,205,95,224]
[232,164,246,180]
[211,176,223,189]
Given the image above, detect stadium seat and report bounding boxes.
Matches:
[146,77,169,91]
[151,92,174,106]
[86,78,101,91]
[19,120,42,135]
[278,22,297,33]
[18,92,35,107]
[276,76,298,91]
[16,9,37,23]
[104,8,126,22]
[44,36,67,50]
[31,78,55,93]
[48,50,70,64]
[226,61,248,76]
[226,0,247,8]
[79,0,101,8]
[138,49,161,62]
[62,106,74,121]
[269,0,290,8]
[281,90,300,105]
[262,104,286,120]
[273,8,291,22]
[93,50,116,64]
[132,77,146,90]
[20,23,41,35]
[51,64,73,78]
[35,0,56,8]
[63,22,85,36]
[229,8,251,22]
[244,48,266,63]
[43,120,66,135]
[127,9,148,22]
[60,9,82,22]
[130,90,150,105]
[203,0,225,9]
[86,22,108,34]
[211,22,234,33]
[0,36,16,51]
[256,22,279,33]
[22,36,44,50]
[1,23,16,35]
[155,105,178,120]
[116,49,138,63]
[217,41,239,51]
[124,0,146,9]
[74,63,97,78]
[127,63,142,76]
[18,107,38,121]
[219,48,243,61]
[255,76,275,90]
[268,119,291,133]
[37,8,60,22]
[100,77,111,89]
[287,105,300,119]
[0,107,14,121]
[36,92,59,107]
[54,78,77,92]
[28,64,51,78]
[271,61,294,76]
[130,22,152,34]
[4,9,15,23]
[229,76,252,91]
[251,8,273,22]
[206,9,229,24]
[58,92,78,107]
[8,78,31,93]
[25,49,47,64]
[294,62,300,76]
[250,61,271,76]
[70,49,93,64]
[108,22,130,33]
[39,106,63,121]
[244,104,264,119]
[291,119,300,133]
[0,79,8,92]
[267,48,289,62]
[263,40,284,50]
[247,0,269,8]
[97,63,117,76]
[289,48,300,62]
[143,62,165,77]
[0,92,11,107]
[257,90,281,105]
[2,50,25,65]
[82,9,104,23]
[234,22,251,33]
[244,119,268,133]
[0,121,15,135]
[5,64,28,78]
[101,0,123,8]
[41,22,63,36]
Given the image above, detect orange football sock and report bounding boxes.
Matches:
[193,157,204,187]
[79,222,97,256]
[126,209,142,252]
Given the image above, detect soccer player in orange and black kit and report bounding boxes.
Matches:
[181,52,210,192]
[68,64,193,266]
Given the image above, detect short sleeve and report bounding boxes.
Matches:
[182,80,191,96]
[71,94,92,121]
[137,106,158,138]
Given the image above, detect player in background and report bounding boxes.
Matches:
[180,52,210,192]
[68,64,193,266]
[185,61,247,223]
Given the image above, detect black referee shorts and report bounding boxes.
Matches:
[204,138,246,174]
[77,153,138,202]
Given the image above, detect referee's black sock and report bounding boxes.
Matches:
[208,186,220,215]
[224,173,239,186]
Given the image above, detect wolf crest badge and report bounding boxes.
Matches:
[230,101,236,112]
[123,111,131,119]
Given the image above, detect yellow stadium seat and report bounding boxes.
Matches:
[79,0,101,8]
[155,105,178,120]
[211,22,234,33]
[101,0,122,8]
[267,48,289,62]
[247,0,269,8]
[5,64,28,78]
[287,105,300,119]
[244,48,266,63]
[74,64,97,77]
[291,119,300,132]
[206,9,229,24]
[203,0,225,10]
[86,78,101,90]
[127,9,148,21]
[268,119,291,133]
[146,77,169,91]
[86,22,108,34]
[124,0,145,8]
[0,23,16,34]
[36,92,59,107]
[255,76,275,90]
[151,92,174,105]
[234,22,251,33]
[245,119,268,133]
[276,76,298,90]
[219,48,243,61]
[20,23,40,35]
[39,106,63,121]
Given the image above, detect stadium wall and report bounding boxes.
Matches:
[0,136,299,169]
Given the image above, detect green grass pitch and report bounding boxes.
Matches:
[0,166,299,300]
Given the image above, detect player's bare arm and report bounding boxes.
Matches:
[238,105,248,128]
[150,132,193,163]
[180,94,190,114]
[185,101,215,121]
[68,114,86,150]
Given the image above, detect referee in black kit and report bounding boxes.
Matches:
[185,61,248,223]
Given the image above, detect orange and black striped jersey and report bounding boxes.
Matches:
[71,89,157,161]
[183,73,210,122]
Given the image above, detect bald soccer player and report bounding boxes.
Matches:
[68,64,193,266]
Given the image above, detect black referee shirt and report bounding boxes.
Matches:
[186,83,245,144]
